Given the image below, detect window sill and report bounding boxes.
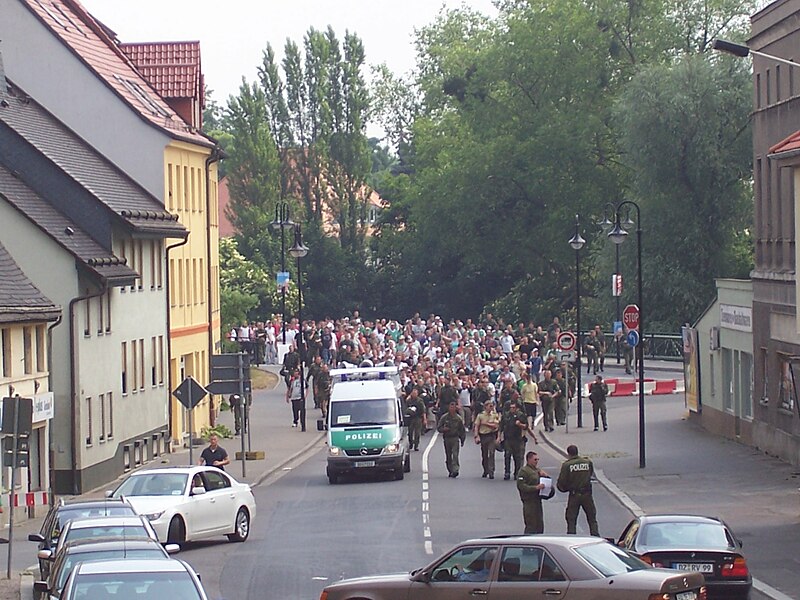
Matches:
[777,406,794,417]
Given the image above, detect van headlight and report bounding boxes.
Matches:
[384,443,400,455]
[329,446,342,456]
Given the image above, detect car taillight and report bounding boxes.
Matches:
[319,592,328,600]
[721,557,749,578]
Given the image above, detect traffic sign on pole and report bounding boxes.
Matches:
[627,329,640,348]
[612,273,623,297]
[623,304,640,330]
[556,331,577,351]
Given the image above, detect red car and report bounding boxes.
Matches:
[617,515,752,600]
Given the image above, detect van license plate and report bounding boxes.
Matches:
[676,592,697,600]
[355,461,375,468]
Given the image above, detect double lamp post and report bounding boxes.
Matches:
[569,201,647,468]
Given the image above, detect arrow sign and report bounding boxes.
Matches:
[623,304,640,330]
[627,329,640,347]
[172,376,208,410]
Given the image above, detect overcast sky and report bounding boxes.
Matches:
[80,0,498,108]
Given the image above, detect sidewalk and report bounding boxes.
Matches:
[541,393,800,600]
[0,365,324,598]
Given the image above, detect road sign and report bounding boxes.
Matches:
[207,379,252,396]
[277,271,290,289]
[172,376,208,410]
[612,273,623,297]
[210,353,251,397]
[627,329,640,347]
[557,351,576,363]
[2,435,29,468]
[556,331,577,351]
[1,397,32,436]
[623,304,640,330]
[613,321,623,335]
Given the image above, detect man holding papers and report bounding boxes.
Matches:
[516,451,550,534]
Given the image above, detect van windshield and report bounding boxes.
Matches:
[330,399,396,427]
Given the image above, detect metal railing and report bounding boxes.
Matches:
[604,332,683,362]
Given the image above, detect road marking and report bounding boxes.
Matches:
[421,431,439,554]
[752,579,795,600]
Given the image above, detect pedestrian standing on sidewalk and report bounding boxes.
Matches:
[285,367,306,431]
[437,400,466,478]
[556,444,599,536]
[473,400,500,478]
[588,375,609,431]
[198,434,230,471]
[516,451,548,534]
[500,400,528,480]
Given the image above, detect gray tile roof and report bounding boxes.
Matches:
[0,163,138,284]
[0,238,61,325]
[0,80,187,238]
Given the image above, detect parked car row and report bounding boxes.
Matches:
[28,466,257,600]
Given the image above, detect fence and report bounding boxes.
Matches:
[604,332,683,362]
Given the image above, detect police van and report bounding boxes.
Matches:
[323,365,410,484]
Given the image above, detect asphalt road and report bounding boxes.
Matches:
[176,430,634,600]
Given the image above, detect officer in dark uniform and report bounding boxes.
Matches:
[437,400,466,477]
[404,387,427,451]
[588,375,609,431]
[516,451,549,534]
[538,370,559,432]
[500,400,527,480]
[556,444,599,536]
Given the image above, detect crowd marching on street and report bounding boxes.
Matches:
[229,311,630,534]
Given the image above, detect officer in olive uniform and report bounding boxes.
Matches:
[404,387,427,451]
[437,400,466,477]
[306,355,323,408]
[538,371,559,432]
[556,444,599,536]
[554,369,568,426]
[516,451,549,534]
[500,401,528,480]
[317,363,332,421]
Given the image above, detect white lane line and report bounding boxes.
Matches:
[752,579,795,600]
[421,431,439,555]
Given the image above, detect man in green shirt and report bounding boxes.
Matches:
[516,451,549,534]
[404,387,427,451]
[500,401,528,480]
[437,400,466,478]
[556,444,599,536]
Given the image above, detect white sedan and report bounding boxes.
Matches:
[108,466,256,545]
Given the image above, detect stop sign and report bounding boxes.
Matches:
[623,304,640,330]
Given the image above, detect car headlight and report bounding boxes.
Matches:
[144,511,165,521]
[328,446,341,456]
[384,443,400,454]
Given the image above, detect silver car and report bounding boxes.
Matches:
[320,535,707,600]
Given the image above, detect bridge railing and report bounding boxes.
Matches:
[603,332,683,362]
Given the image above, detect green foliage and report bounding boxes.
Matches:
[219,237,273,331]
[201,424,233,440]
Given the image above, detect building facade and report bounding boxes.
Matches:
[749,0,800,465]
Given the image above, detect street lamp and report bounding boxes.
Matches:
[288,225,309,431]
[569,215,586,428]
[270,202,295,344]
[601,208,633,364]
[607,200,646,468]
[712,39,800,69]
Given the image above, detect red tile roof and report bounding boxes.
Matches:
[119,41,202,100]
[770,130,800,154]
[20,0,211,147]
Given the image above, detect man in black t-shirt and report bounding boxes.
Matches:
[198,434,229,471]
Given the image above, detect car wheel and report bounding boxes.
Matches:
[403,453,411,473]
[328,473,338,484]
[394,469,404,481]
[227,508,250,542]
[167,516,185,545]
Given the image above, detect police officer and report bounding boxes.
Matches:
[500,400,527,480]
[437,400,466,477]
[404,387,427,451]
[538,370,559,432]
[516,451,549,534]
[556,444,599,536]
[588,375,609,431]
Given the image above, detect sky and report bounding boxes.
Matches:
[80,0,498,110]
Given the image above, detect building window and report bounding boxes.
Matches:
[178,260,184,306]
[23,326,32,375]
[155,242,163,289]
[131,340,138,394]
[776,65,782,102]
[167,163,174,211]
[756,73,761,109]
[741,351,753,419]
[709,354,716,397]
[150,241,157,290]
[191,167,197,212]
[158,336,165,385]
[760,348,768,405]
[136,242,144,291]
[105,290,112,332]
[766,69,771,105]
[139,339,145,390]
[107,392,114,440]
[36,325,46,373]
[85,396,92,446]
[98,293,105,334]
[84,293,91,336]
[1,328,10,377]
[151,337,158,386]
[722,348,733,412]
[121,341,128,395]
[169,258,177,307]
[99,393,106,442]
[184,166,190,212]
[779,354,796,412]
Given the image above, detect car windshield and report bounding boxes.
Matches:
[113,473,188,497]
[330,398,396,427]
[56,549,165,590]
[641,522,733,549]
[65,526,150,545]
[72,572,200,600]
[574,542,649,577]
[52,506,135,539]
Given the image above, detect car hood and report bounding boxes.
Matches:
[326,573,411,589]
[123,496,185,514]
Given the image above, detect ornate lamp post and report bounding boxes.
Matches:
[270,202,294,344]
[607,201,646,468]
[569,215,586,428]
[288,225,309,431]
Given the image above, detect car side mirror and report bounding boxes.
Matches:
[33,581,49,594]
[37,549,53,561]
[164,543,181,554]
[410,569,430,583]
[191,486,207,496]
[104,490,113,498]
[28,533,45,543]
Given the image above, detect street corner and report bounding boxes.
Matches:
[539,426,632,461]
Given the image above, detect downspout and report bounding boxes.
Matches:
[205,146,223,426]
[68,282,107,495]
[46,313,63,506]
[165,236,189,448]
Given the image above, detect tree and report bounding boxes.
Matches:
[219,237,273,330]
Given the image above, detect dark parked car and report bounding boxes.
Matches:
[320,534,707,600]
[28,498,136,579]
[617,515,751,600]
